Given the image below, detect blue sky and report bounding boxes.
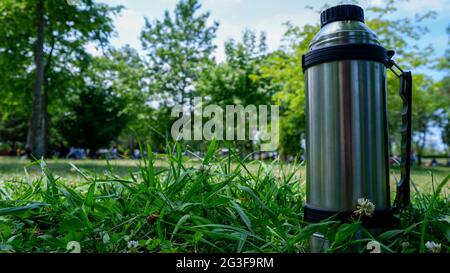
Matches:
[97,0,449,150]
[101,0,449,67]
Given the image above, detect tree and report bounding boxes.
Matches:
[365,1,439,156]
[140,0,219,107]
[198,30,271,105]
[437,26,450,159]
[139,0,219,150]
[443,120,450,153]
[57,86,128,158]
[0,0,122,158]
[409,74,444,160]
[0,113,28,150]
[197,30,274,153]
[87,46,150,149]
[257,22,318,159]
[28,0,46,159]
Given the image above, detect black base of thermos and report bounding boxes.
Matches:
[304,205,399,253]
[304,205,398,228]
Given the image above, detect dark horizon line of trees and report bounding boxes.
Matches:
[0,0,449,160]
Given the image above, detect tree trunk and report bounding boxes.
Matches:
[27,0,47,159]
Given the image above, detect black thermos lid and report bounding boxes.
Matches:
[320,4,365,27]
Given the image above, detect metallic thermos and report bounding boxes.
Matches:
[302,5,413,252]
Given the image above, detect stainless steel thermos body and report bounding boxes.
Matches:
[302,5,413,247]
[306,57,390,211]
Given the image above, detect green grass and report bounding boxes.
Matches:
[1,156,447,193]
[0,142,449,253]
[0,157,145,182]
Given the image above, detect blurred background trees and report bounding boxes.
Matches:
[197,30,274,154]
[0,0,122,158]
[0,0,448,161]
[139,0,219,152]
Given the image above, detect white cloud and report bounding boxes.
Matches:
[203,0,243,8]
[212,8,318,62]
[213,20,243,62]
[367,0,384,7]
[253,10,318,46]
[361,0,450,15]
[401,0,449,13]
[110,7,145,50]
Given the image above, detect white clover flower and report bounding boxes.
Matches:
[354,198,375,217]
[425,241,441,253]
[127,240,139,249]
[66,241,81,253]
[197,164,210,173]
[70,167,77,173]
[100,231,110,244]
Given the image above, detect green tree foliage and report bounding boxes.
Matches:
[139,0,219,151]
[258,22,318,158]
[443,121,450,153]
[438,26,450,154]
[86,46,150,148]
[410,75,443,156]
[0,114,28,150]
[0,0,122,157]
[140,0,219,106]
[57,86,128,158]
[365,1,440,156]
[199,30,271,106]
[197,30,274,153]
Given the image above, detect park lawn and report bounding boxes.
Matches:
[0,156,448,193]
[0,142,448,253]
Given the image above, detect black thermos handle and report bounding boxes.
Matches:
[387,50,412,209]
[394,71,412,209]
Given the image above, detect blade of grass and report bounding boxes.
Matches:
[419,174,450,252]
